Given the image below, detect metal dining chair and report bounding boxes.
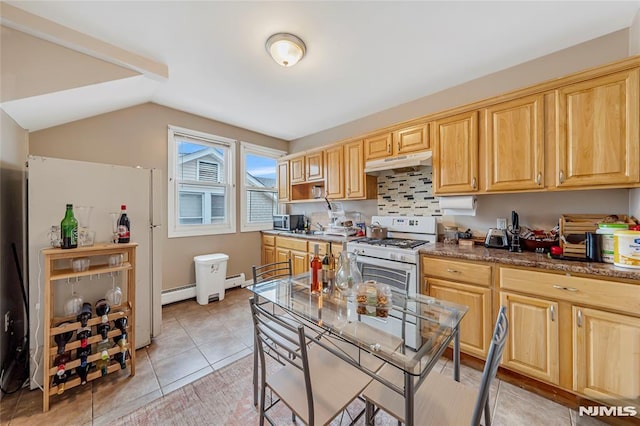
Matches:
[250,296,372,425]
[362,305,509,426]
[252,259,293,284]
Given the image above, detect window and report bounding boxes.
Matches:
[168,125,236,237]
[240,142,285,232]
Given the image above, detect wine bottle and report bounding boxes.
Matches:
[77,326,91,350]
[114,332,128,369]
[310,244,322,294]
[95,339,111,376]
[60,204,78,249]
[54,323,74,355]
[76,342,92,385]
[114,317,128,333]
[117,205,130,243]
[77,302,92,327]
[53,353,69,378]
[52,365,69,395]
[321,248,330,292]
[95,299,111,339]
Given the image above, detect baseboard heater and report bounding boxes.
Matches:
[161,273,249,305]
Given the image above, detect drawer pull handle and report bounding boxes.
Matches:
[550,305,555,322]
[471,177,477,190]
[559,170,565,184]
[446,268,461,274]
[577,309,583,327]
[536,173,542,185]
[552,284,578,292]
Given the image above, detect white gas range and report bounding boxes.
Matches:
[346,215,437,349]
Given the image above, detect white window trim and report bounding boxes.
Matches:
[240,141,286,232]
[168,125,236,238]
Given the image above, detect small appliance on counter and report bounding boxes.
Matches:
[509,210,522,253]
[484,228,509,249]
[273,214,305,231]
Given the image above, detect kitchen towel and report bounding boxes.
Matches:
[439,195,477,216]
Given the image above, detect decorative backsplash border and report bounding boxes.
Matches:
[377,166,441,216]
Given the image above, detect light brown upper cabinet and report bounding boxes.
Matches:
[484,94,545,192]
[344,140,377,199]
[324,145,345,199]
[277,160,289,202]
[555,68,639,188]
[290,156,305,184]
[432,111,479,194]
[305,150,324,182]
[364,123,429,161]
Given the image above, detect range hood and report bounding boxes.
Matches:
[364,151,432,175]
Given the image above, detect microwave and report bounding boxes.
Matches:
[273,214,305,231]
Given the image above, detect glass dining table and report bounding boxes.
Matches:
[248,273,468,426]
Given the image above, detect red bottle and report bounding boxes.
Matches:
[310,244,322,294]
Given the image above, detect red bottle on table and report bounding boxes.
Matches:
[310,244,322,294]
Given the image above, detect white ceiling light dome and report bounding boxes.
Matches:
[265,33,306,67]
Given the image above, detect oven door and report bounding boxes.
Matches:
[354,255,420,349]
[355,255,418,297]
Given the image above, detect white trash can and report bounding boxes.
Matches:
[194,253,229,305]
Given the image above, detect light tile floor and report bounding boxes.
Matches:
[1,287,606,425]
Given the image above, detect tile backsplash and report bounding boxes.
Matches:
[377,166,441,216]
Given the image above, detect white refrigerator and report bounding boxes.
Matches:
[27,155,162,389]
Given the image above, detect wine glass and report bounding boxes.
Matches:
[105,272,123,306]
[109,212,120,243]
[64,279,83,316]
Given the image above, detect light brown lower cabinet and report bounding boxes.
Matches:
[428,278,492,358]
[500,291,560,385]
[573,306,640,403]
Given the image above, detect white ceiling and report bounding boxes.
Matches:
[5,1,640,140]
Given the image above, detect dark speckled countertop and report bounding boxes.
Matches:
[420,243,640,281]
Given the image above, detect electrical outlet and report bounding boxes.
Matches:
[497,218,507,230]
[4,311,10,333]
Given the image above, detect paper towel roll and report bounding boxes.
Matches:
[439,196,477,216]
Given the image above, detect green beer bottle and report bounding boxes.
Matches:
[60,204,78,249]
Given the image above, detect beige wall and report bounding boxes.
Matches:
[0,109,28,382]
[29,103,288,290]
[0,25,139,102]
[291,29,630,152]
[630,9,640,56]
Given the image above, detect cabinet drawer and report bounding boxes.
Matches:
[500,267,640,315]
[308,241,330,257]
[276,236,308,252]
[422,257,491,287]
[262,234,275,247]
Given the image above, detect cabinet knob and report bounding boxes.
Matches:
[387,143,391,154]
[397,141,400,151]
[536,173,542,185]
[577,309,583,327]
[471,177,477,190]
[550,305,555,322]
[559,170,564,184]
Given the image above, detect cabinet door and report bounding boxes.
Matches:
[277,161,289,201]
[428,278,492,358]
[364,133,392,161]
[276,248,290,264]
[325,145,345,199]
[485,94,544,192]
[306,151,324,181]
[501,292,559,385]
[345,140,366,199]
[291,250,309,275]
[262,245,276,275]
[432,111,479,194]
[555,69,639,187]
[290,156,305,184]
[394,123,429,155]
[573,306,640,402]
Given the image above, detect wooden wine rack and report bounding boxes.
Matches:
[41,243,137,412]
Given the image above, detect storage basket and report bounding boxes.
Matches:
[559,214,636,258]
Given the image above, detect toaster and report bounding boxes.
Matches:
[484,228,509,249]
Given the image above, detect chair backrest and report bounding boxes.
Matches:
[360,264,410,295]
[249,297,315,424]
[471,305,509,426]
[252,259,292,284]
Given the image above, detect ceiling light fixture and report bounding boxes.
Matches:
[265,33,306,67]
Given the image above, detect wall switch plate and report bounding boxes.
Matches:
[4,311,10,332]
[497,218,507,230]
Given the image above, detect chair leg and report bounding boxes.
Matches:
[365,401,374,425]
[259,382,267,426]
[253,337,258,406]
[484,397,491,426]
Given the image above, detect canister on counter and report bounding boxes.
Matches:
[613,230,640,269]
[596,223,628,263]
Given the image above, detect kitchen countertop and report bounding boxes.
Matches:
[420,243,640,281]
[262,230,361,244]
